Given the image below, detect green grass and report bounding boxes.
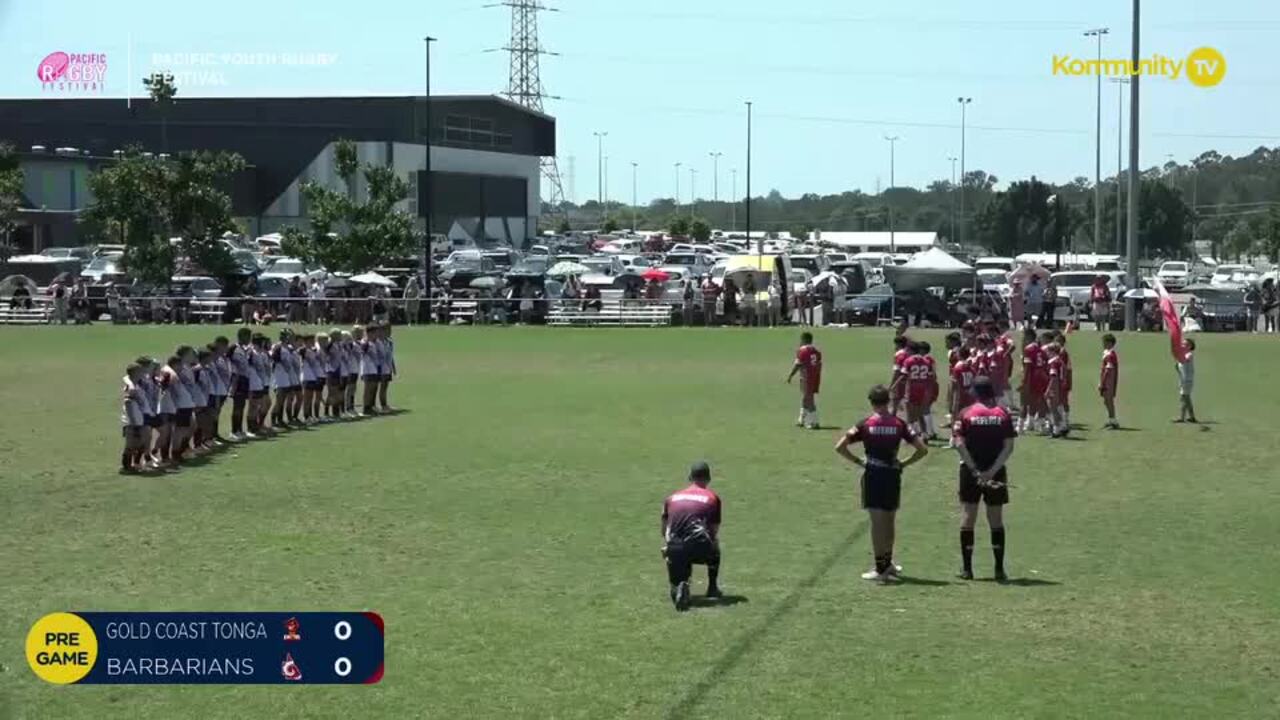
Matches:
[3,325,1280,719]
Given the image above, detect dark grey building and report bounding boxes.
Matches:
[0,95,555,252]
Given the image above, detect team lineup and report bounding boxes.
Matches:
[659,322,1158,610]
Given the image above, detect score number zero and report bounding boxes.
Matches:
[333,620,352,678]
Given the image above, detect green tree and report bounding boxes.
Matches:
[1222,218,1258,262]
[789,223,812,243]
[556,217,571,235]
[690,218,712,243]
[143,72,178,152]
[602,217,619,234]
[668,215,691,237]
[83,147,245,285]
[282,139,419,273]
[0,142,22,260]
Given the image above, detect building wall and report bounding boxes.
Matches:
[255,140,539,244]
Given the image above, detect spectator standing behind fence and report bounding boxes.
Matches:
[1023,276,1044,329]
[72,277,91,324]
[50,277,68,324]
[1244,284,1262,333]
[722,277,739,326]
[240,276,258,325]
[768,279,782,327]
[1009,279,1025,328]
[287,277,305,324]
[741,275,757,327]
[307,278,324,325]
[1089,275,1112,332]
[755,280,769,327]
[700,275,719,326]
[1262,279,1278,333]
[1041,280,1057,329]
[682,278,696,326]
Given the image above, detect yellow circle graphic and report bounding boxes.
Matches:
[26,613,98,684]
[1186,46,1227,87]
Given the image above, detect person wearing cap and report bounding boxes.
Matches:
[661,462,723,611]
[952,376,1018,581]
[835,385,929,583]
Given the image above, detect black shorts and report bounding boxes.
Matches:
[306,380,324,391]
[326,372,340,387]
[861,466,902,512]
[158,412,173,426]
[146,415,161,428]
[381,374,392,384]
[206,398,218,411]
[958,464,1010,506]
[174,408,194,427]
[122,425,143,439]
[250,389,268,399]
[362,374,380,383]
[231,376,250,400]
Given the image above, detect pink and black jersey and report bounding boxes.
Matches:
[1101,348,1119,387]
[846,412,915,467]
[954,402,1017,469]
[662,484,722,543]
[795,344,823,394]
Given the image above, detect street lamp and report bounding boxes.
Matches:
[674,161,682,218]
[593,131,608,211]
[746,100,755,254]
[730,168,738,231]
[422,35,437,323]
[957,97,972,247]
[947,155,959,243]
[1109,77,1129,255]
[689,167,697,220]
[631,161,639,232]
[709,151,722,203]
[884,135,900,253]
[1085,28,1110,252]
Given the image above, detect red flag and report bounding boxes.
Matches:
[1152,278,1189,363]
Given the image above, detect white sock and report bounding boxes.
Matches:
[797,409,808,425]
[809,410,820,427]
[924,413,936,436]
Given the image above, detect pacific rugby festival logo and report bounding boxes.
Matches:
[37,52,109,92]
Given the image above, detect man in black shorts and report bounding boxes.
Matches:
[953,376,1018,581]
[661,462,723,611]
[835,385,928,583]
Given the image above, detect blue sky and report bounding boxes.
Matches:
[2,0,1278,204]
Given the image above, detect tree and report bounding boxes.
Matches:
[83,147,245,285]
[0,142,22,260]
[1222,218,1258,262]
[789,223,812,243]
[668,215,691,237]
[690,218,712,243]
[282,139,419,273]
[555,217,571,235]
[143,72,177,153]
[602,217,619,234]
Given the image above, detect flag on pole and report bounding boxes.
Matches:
[1152,277,1189,363]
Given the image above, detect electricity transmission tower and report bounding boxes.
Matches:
[496,0,565,212]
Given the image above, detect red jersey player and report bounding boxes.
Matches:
[920,340,940,440]
[1044,341,1067,437]
[953,377,1017,581]
[1018,329,1046,433]
[661,461,723,610]
[1099,333,1120,429]
[1054,330,1073,426]
[835,384,928,582]
[949,347,976,441]
[890,334,911,413]
[901,342,932,439]
[786,331,823,429]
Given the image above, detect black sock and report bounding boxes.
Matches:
[121,451,132,470]
[874,554,892,574]
[707,563,719,590]
[991,528,1006,574]
[960,529,975,573]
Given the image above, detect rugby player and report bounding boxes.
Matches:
[1054,330,1074,429]
[835,385,928,583]
[1176,339,1198,423]
[901,342,932,439]
[786,332,823,429]
[661,462,723,611]
[953,377,1017,581]
[1099,333,1120,429]
[889,334,911,414]
[1044,341,1067,438]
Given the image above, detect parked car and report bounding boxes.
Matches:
[439,250,501,290]
[79,252,126,284]
[1156,261,1192,290]
[1208,264,1259,289]
[1186,285,1248,331]
[482,249,522,271]
[662,252,715,277]
[40,246,93,263]
[790,254,832,276]
[615,254,652,274]
[846,284,956,326]
[581,255,626,277]
[1051,271,1127,315]
[260,256,324,282]
[827,261,869,295]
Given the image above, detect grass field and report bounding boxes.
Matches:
[3,325,1280,719]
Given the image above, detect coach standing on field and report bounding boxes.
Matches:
[661,462,723,611]
[953,376,1017,581]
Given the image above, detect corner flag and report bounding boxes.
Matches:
[1152,278,1189,363]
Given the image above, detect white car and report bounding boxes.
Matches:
[977,268,1012,297]
[260,256,325,282]
[1051,271,1126,311]
[1156,261,1192,290]
[615,254,652,274]
[662,253,715,277]
[1209,264,1258,289]
[80,252,125,283]
[789,268,814,298]
[581,255,626,277]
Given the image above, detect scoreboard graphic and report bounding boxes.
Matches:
[27,612,383,685]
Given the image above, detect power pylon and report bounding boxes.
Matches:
[496,0,565,213]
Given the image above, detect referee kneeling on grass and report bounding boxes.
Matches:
[661,462,723,611]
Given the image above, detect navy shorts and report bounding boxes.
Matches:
[146,415,161,428]
[861,465,903,512]
[306,380,324,391]
[231,377,250,400]
[174,409,194,427]
[958,465,1009,506]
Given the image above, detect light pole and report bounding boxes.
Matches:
[593,131,607,213]
[674,161,682,219]
[709,151,722,204]
[746,100,755,254]
[1110,77,1128,255]
[957,97,972,248]
[1085,28,1109,251]
[730,168,738,231]
[947,155,958,243]
[631,161,638,232]
[1125,0,1141,331]
[884,135,900,253]
[689,167,697,220]
[422,35,436,322]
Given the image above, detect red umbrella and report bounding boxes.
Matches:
[641,268,671,282]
